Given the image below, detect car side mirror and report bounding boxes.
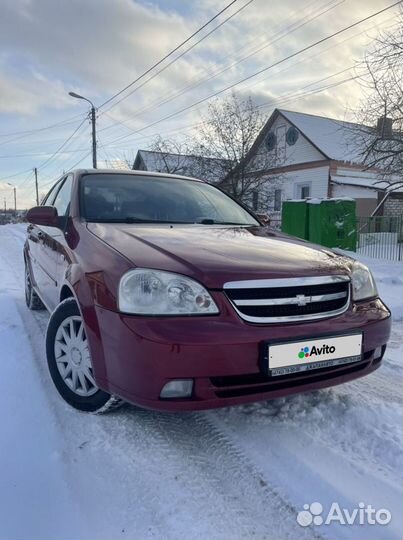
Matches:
[26,206,60,227]
[256,213,270,225]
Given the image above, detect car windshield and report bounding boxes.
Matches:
[81,173,259,226]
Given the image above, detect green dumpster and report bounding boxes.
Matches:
[281,200,309,240]
[308,199,357,251]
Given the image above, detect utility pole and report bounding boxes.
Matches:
[6,183,17,215]
[34,167,39,205]
[68,92,97,169]
[90,105,97,169]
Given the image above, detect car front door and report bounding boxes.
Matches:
[34,175,73,309]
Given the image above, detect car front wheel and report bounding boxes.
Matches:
[46,298,123,413]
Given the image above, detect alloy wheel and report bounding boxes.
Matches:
[54,315,98,397]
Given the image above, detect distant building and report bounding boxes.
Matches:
[132,149,230,184]
[97,159,131,170]
[238,108,403,218]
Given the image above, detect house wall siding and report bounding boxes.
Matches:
[252,114,326,171]
[331,183,378,199]
[331,181,380,216]
[263,166,330,213]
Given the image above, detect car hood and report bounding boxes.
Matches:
[87,223,352,288]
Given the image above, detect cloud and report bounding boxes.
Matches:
[0,0,191,97]
[0,65,72,115]
[0,0,399,199]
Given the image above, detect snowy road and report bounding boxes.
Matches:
[0,224,402,540]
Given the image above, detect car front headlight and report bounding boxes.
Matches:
[351,261,378,301]
[118,268,219,315]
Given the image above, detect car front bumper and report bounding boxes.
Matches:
[91,295,392,411]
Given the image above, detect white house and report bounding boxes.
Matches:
[244,109,403,218]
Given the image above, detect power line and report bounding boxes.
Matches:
[101,30,362,146]
[3,8,387,157]
[100,68,357,151]
[101,0,255,114]
[99,0,342,132]
[0,114,82,138]
[38,149,93,190]
[103,0,401,146]
[16,73,358,187]
[2,0,396,185]
[0,147,93,159]
[21,120,90,196]
[65,151,93,173]
[16,171,35,189]
[0,116,82,148]
[0,167,33,182]
[40,134,93,180]
[99,0,240,109]
[21,2,251,174]
[37,117,88,171]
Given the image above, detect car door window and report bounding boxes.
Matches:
[53,175,73,217]
[41,177,64,206]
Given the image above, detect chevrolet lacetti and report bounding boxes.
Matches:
[24,169,391,413]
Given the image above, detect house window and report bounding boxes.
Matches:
[286,126,299,146]
[274,189,282,211]
[252,191,259,211]
[265,132,276,151]
[296,183,311,199]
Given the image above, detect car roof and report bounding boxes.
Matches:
[74,168,204,183]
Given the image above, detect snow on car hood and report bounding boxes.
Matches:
[87,223,352,288]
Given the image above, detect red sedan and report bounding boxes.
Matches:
[24,169,391,413]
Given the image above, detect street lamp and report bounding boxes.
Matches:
[68,92,97,169]
[7,183,17,215]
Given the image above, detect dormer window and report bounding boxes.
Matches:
[265,132,276,151]
[286,126,299,146]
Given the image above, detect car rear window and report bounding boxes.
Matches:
[80,173,259,226]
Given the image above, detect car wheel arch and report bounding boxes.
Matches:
[57,280,110,390]
[60,284,75,303]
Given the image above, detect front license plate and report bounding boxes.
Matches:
[268,333,362,377]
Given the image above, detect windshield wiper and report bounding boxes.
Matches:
[87,217,256,225]
[196,218,254,226]
[87,217,194,224]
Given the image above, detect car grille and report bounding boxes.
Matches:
[224,275,350,323]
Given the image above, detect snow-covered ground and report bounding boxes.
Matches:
[0,224,402,540]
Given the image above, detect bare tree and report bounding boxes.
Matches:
[144,136,197,175]
[129,135,226,182]
[120,150,137,170]
[142,93,280,212]
[194,92,279,208]
[354,9,403,192]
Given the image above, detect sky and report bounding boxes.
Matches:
[0,0,399,208]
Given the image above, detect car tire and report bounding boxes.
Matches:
[46,298,123,413]
[25,262,46,310]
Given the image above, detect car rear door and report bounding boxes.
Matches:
[27,177,64,300]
